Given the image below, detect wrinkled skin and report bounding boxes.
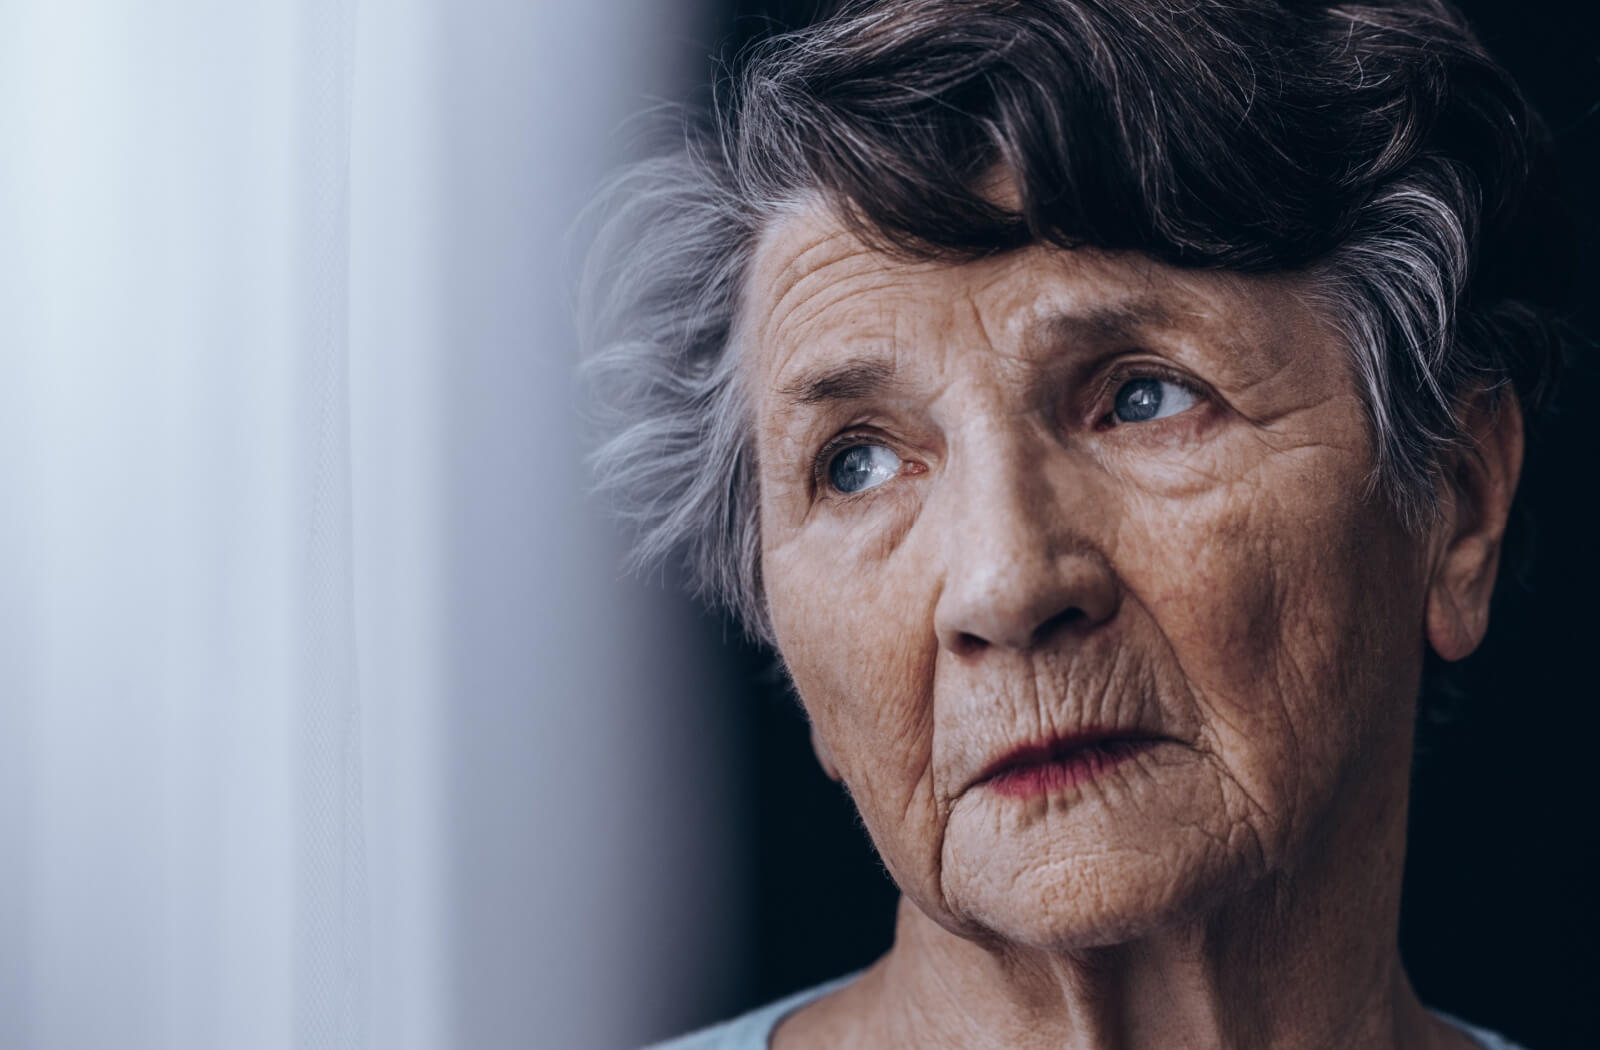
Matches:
[746,203,1520,1049]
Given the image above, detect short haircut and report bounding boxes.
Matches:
[578,0,1570,646]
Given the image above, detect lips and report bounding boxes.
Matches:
[973,731,1164,798]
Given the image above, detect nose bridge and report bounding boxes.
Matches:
[933,413,1115,654]
[946,414,1056,558]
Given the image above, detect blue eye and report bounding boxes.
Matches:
[827,443,901,494]
[1112,377,1196,423]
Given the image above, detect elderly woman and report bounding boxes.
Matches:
[580,1,1569,1047]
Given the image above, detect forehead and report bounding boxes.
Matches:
[737,202,1319,403]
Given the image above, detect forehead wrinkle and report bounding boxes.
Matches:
[747,214,1342,440]
[748,228,920,398]
[1155,267,1333,374]
[770,271,908,356]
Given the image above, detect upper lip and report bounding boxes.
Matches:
[969,728,1167,790]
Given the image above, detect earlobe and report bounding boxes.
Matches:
[1424,392,1525,663]
[810,722,842,782]
[1425,580,1482,663]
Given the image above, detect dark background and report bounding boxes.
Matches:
[673,3,1599,1047]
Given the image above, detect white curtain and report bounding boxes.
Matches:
[0,2,745,1048]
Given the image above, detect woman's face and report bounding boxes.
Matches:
[746,203,1443,952]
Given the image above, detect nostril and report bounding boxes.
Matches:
[950,606,1087,656]
[953,630,990,657]
[1030,606,1087,648]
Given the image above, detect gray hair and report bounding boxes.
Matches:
[577,0,1568,647]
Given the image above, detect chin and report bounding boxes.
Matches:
[935,743,1266,952]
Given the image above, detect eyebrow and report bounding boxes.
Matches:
[1038,301,1168,345]
[777,357,897,408]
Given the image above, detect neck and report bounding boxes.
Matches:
[867,884,1429,1050]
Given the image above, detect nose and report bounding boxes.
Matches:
[932,429,1119,657]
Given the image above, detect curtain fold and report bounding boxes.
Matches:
[293,2,367,1047]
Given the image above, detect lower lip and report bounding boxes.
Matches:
[985,739,1158,799]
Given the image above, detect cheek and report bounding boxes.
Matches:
[1128,465,1422,846]
[763,522,947,895]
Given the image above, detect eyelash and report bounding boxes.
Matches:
[809,363,1209,497]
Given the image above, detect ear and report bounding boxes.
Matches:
[810,722,842,782]
[1425,390,1525,662]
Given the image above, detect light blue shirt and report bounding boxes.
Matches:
[646,972,1531,1050]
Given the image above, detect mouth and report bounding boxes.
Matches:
[974,731,1165,799]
